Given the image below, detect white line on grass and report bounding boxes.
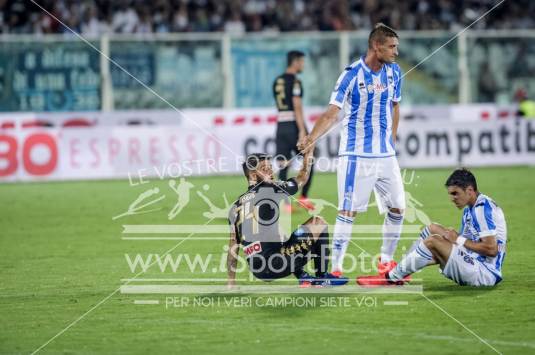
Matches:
[420,293,502,354]
[30,218,214,354]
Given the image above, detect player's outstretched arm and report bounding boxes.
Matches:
[294,148,313,188]
[297,104,340,154]
[226,231,239,288]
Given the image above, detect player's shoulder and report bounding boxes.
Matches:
[474,193,500,211]
[344,59,362,72]
[385,61,402,74]
[274,74,286,84]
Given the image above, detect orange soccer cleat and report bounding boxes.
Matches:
[298,196,315,211]
[356,273,405,287]
[378,259,412,282]
[331,270,343,277]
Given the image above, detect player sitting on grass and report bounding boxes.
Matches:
[226,151,348,288]
[357,168,507,287]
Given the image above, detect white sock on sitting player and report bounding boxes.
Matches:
[389,240,433,281]
[406,225,431,254]
[331,214,354,272]
[380,211,404,262]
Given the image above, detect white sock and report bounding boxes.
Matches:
[331,214,354,272]
[389,240,433,281]
[380,211,404,262]
[407,225,431,254]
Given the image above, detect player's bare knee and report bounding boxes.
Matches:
[304,216,324,226]
[305,215,326,226]
[428,223,444,235]
[312,215,327,226]
[423,235,441,249]
[389,208,403,215]
[338,210,356,218]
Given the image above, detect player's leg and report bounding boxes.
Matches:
[332,156,355,273]
[433,243,489,286]
[282,216,328,276]
[387,235,452,282]
[275,124,295,181]
[332,156,376,274]
[375,157,406,268]
[302,216,329,276]
[278,218,319,284]
[281,216,346,286]
[406,222,450,254]
[422,235,455,268]
[301,215,348,285]
[358,224,453,284]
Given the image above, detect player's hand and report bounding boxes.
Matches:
[297,135,314,154]
[298,129,306,143]
[443,228,458,243]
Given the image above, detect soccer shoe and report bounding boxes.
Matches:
[331,270,343,277]
[356,273,405,287]
[377,259,397,275]
[298,272,315,288]
[298,196,315,211]
[313,273,349,287]
[378,259,411,282]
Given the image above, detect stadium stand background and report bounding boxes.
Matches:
[0,0,533,111]
[2,0,535,34]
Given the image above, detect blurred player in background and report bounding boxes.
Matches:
[273,50,315,212]
[298,24,406,279]
[357,168,507,287]
[226,151,348,288]
[514,88,535,118]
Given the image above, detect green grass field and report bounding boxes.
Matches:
[1,166,534,354]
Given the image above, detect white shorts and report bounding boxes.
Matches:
[337,155,406,213]
[441,245,499,286]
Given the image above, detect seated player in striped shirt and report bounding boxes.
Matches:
[357,168,507,287]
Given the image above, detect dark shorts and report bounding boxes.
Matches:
[275,122,299,159]
[248,227,316,280]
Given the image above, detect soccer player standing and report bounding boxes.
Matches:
[298,24,405,277]
[273,50,315,211]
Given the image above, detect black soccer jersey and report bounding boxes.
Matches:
[228,178,299,251]
[272,73,303,113]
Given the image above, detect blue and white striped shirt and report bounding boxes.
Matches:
[329,57,402,157]
[460,193,507,281]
